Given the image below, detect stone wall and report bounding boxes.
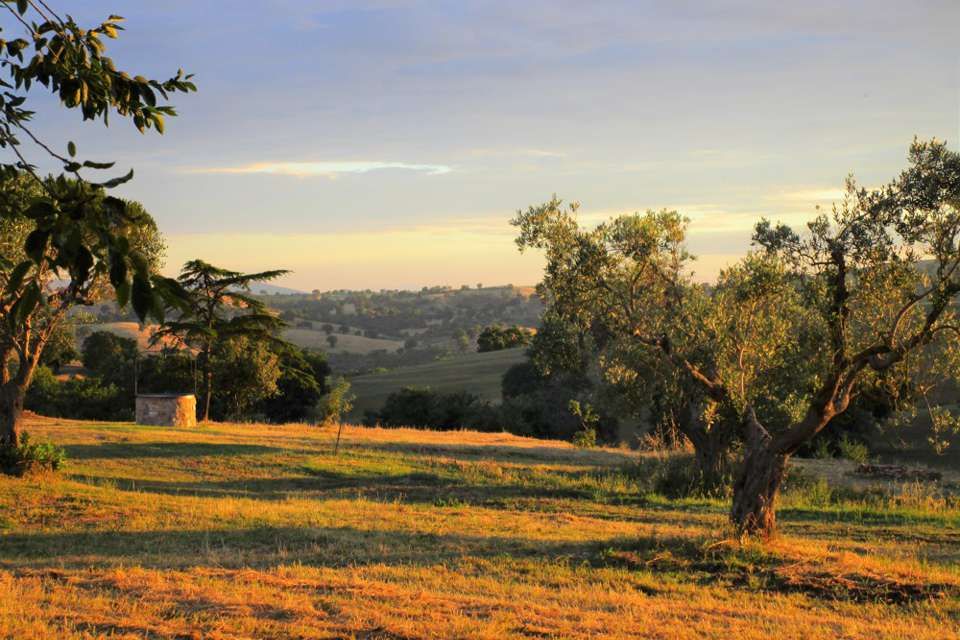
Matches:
[135,394,197,427]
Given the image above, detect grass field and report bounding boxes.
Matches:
[282,328,404,355]
[348,348,527,418]
[1,416,958,638]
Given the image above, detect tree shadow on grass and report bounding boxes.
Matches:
[344,439,637,467]
[4,525,951,605]
[64,441,286,460]
[778,506,960,529]
[67,468,604,505]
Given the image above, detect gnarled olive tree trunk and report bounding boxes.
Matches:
[731,438,788,538]
[731,408,833,538]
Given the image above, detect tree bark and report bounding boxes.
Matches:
[199,348,213,422]
[731,442,788,538]
[0,382,25,449]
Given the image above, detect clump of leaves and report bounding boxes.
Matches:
[569,399,599,448]
[0,431,66,476]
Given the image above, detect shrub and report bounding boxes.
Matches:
[572,428,597,448]
[781,467,833,508]
[26,366,130,421]
[569,400,599,448]
[653,454,733,499]
[837,434,870,463]
[810,437,833,459]
[370,387,500,431]
[0,432,66,476]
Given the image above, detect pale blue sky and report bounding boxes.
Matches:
[21,1,960,289]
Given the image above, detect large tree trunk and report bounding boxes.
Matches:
[0,382,25,449]
[731,441,788,539]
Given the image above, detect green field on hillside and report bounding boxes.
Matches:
[348,347,527,418]
[1,417,958,638]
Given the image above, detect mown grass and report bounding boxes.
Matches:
[1,417,958,639]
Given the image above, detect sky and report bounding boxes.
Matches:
[17,1,960,291]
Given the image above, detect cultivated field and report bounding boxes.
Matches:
[348,347,527,418]
[1,417,958,638]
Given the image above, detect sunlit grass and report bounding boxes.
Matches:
[0,417,958,638]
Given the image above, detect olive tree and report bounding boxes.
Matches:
[511,202,786,488]
[735,139,960,537]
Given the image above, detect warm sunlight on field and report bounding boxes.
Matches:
[1,417,957,639]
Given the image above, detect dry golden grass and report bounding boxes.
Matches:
[0,417,958,639]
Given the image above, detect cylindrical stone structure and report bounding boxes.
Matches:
[135,393,197,427]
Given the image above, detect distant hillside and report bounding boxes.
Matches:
[247,282,306,295]
[265,283,540,346]
[77,322,180,352]
[281,327,403,354]
[347,347,527,419]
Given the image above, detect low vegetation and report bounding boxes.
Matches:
[0,416,957,638]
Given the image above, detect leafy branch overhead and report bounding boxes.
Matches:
[0,2,195,449]
[0,1,195,326]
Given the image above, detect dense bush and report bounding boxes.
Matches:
[26,366,130,421]
[0,432,66,476]
[652,454,734,499]
[368,387,500,431]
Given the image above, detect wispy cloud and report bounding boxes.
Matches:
[184,161,453,178]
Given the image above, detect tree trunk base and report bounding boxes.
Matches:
[731,445,788,539]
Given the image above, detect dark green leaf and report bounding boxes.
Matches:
[24,229,49,263]
[98,169,135,189]
[14,282,41,325]
[24,199,55,220]
[4,260,31,294]
[131,272,153,321]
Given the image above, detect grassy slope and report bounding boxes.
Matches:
[282,328,403,354]
[1,417,958,639]
[348,348,527,418]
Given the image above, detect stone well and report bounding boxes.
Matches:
[135,394,197,427]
